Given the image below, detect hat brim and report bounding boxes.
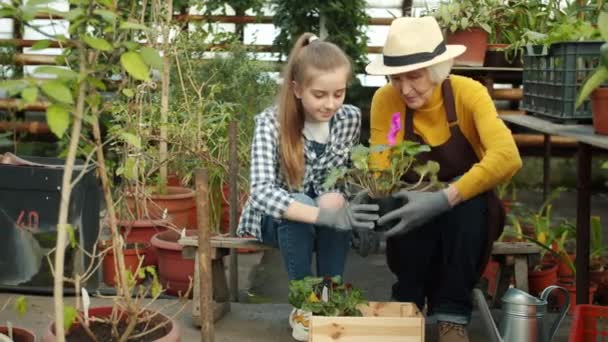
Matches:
[365,45,466,75]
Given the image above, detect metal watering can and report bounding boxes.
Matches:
[473,285,570,342]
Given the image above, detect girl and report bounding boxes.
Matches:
[237,33,378,341]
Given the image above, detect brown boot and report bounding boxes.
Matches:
[438,321,469,342]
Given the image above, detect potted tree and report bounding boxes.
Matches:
[0,0,189,339]
[576,11,608,135]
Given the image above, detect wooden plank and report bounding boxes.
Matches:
[559,125,608,150]
[310,302,423,342]
[497,109,525,116]
[492,88,523,101]
[514,256,529,292]
[179,235,273,250]
[491,242,541,255]
[191,301,231,327]
[512,134,577,148]
[195,169,214,342]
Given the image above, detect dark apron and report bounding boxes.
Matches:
[401,78,505,275]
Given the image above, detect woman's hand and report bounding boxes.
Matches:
[378,189,451,237]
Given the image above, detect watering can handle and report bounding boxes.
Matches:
[540,285,570,342]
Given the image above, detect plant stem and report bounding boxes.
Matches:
[158,0,172,195]
[53,46,87,342]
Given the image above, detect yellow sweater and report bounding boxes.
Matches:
[370,75,522,200]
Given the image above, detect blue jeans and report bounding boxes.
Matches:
[261,193,351,281]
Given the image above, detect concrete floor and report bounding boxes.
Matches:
[1,188,606,341]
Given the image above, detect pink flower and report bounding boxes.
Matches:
[387,112,402,146]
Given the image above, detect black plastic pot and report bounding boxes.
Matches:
[364,195,407,233]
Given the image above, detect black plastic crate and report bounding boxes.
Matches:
[0,156,100,289]
[522,41,606,122]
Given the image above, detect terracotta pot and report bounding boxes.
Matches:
[592,88,608,135]
[501,199,511,215]
[101,242,149,287]
[0,326,36,342]
[42,306,180,341]
[590,269,608,304]
[446,28,489,67]
[557,254,576,280]
[554,280,597,315]
[125,186,196,230]
[528,262,558,297]
[151,230,196,297]
[118,219,171,266]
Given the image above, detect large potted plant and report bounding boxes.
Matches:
[576,11,608,135]
[432,0,499,66]
[324,112,442,232]
[0,0,189,339]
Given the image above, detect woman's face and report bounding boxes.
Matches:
[293,66,349,122]
[389,68,435,109]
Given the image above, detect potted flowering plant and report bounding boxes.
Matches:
[288,276,367,317]
[324,112,443,231]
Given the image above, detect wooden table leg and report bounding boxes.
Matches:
[513,255,529,292]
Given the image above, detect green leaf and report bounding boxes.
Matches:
[122,41,139,51]
[0,80,27,95]
[123,157,137,180]
[120,132,141,148]
[599,11,608,41]
[150,276,162,298]
[140,47,163,70]
[82,35,112,51]
[93,9,117,23]
[122,88,135,98]
[65,224,76,248]
[27,0,54,5]
[576,66,608,108]
[31,39,51,50]
[65,8,84,21]
[63,305,77,331]
[21,87,38,104]
[120,52,150,81]
[41,80,74,104]
[34,66,78,80]
[14,296,27,318]
[87,77,106,91]
[46,104,70,138]
[119,21,149,31]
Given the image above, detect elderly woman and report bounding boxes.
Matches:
[365,17,522,342]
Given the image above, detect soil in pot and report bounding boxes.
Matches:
[44,307,178,342]
[0,326,35,342]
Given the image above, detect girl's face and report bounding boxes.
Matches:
[293,66,349,122]
[389,68,435,109]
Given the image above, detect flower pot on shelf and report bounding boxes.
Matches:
[42,306,180,341]
[483,43,522,68]
[592,88,608,135]
[557,253,576,281]
[590,268,608,305]
[446,28,488,67]
[0,326,35,342]
[101,241,149,287]
[151,230,196,297]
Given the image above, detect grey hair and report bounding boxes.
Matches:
[427,59,454,84]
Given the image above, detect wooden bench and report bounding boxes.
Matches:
[178,236,541,326]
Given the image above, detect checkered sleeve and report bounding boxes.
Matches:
[319,105,362,196]
[248,110,294,219]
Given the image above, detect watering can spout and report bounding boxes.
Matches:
[473,288,503,342]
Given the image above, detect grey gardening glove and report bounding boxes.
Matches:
[315,200,379,232]
[378,190,451,238]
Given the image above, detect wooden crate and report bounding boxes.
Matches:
[309,301,424,342]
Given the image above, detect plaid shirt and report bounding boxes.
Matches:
[237,104,361,240]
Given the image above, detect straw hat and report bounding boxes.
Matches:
[366,16,466,75]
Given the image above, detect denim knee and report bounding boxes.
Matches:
[292,193,316,206]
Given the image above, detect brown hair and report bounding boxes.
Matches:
[277,33,352,189]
